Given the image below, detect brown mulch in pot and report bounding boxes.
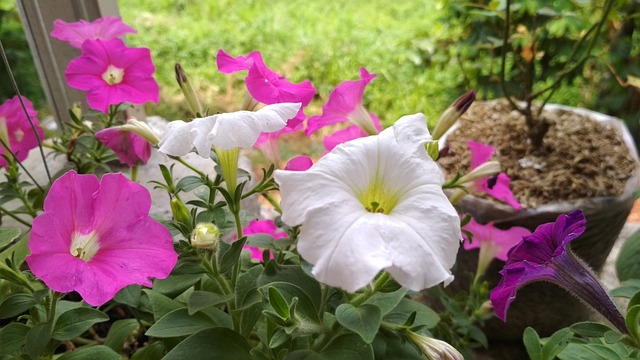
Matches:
[438,99,637,209]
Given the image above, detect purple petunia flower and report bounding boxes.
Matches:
[490,210,627,333]
[26,171,178,306]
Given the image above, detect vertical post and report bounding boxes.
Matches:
[16,0,145,127]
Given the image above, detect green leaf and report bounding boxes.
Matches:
[0,230,30,265]
[570,321,614,338]
[259,282,321,323]
[220,236,246,273]
[131,341,166,360]
[113,285,142,307]
[176,176,206,192]
[557,343,624,360]
[163,327,253,360]
[152,273,203,298]
[52,307,109,340]
[625,304,640,341]
[258,263,322,311]
[104,319,140,352]
[335,303,381,344]
[364,287,408,316]
[0,293,35,319]
[25,322,52,359]
[540,328,572,360]
[0,227,21,248]
[146,308,217,338]
[523,327,542,360]
[188,291,235,315]
[269,328,290,349]
[383,298,439,329]
[57,345,121,360]
[611,280,640,299]
[143,289,185,321]
[322,333,374,360]
[616,228,640,281]
[269,286,291,320]
[0,323,30,355]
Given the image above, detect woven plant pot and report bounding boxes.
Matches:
[446,104,640,342]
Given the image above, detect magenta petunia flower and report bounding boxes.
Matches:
[26,171,178,306]
[242,219,287,261]
[322,114,382,152]
[306,67,378,136]
[468,141,521,210]
[50,16,137,49]
[284,156,313,171]
[462,217,530,262]
[216,49,315,124]
[490,210,627,333]
[95,118,151,167]
[65,38,159,113]
[0,96,44,168]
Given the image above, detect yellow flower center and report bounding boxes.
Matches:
[102,65,125,85]
[357,177,400,215]
[70,231,101,262]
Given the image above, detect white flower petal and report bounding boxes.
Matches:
[189,116,217,157]
[158,120,195,156]
[276,113,461,292]
[210,102,301,150]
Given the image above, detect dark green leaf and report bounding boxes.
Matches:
[131,341,165,360]
[0,323,29,355]
[163,327,252,360]
[142,289,184,322]
[152,273,202,298]
[269,328,290,349]
[540,328,572,360]
[616,228,640,281]
[176,176,206,192]
[146,308,217,338]
[335,303,381,344]
[258,264,322,311]
[220,237,246,273]
[364,287,408,316]
[269,286,291,320]
[113,285,142,307]
[104,319,139,352]
[322,333,374,360]
[383,298,439,329]
[611,280,640,299]
[570,322,614,338]
[57,345,121,360]
[25,322,52,359]
[188,291,234,315]
[52,307,109,340]
[0,293,35,319]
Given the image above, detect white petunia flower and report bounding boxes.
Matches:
[158,102,301,156]
[274,113,461,292]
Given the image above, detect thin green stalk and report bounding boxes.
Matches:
[0,39,51,184]
[0,137,44,192]
[0,205,31,227]
[130,164,139,182]
[350,272,391,307]
[169,155,207,178]
[261,192,282,214]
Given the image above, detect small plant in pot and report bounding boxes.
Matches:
[433,0,640,346]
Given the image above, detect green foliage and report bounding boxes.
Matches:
[616,227,640,281]
[119,0,460,127]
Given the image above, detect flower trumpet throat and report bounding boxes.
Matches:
[358,182,400,214]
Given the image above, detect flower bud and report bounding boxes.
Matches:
[456,161,500,185]
[191,223,220,251]
[120,117,160,145]
[431,90,476,140]
[170,198,191,226]
[175,63,202,116]
[405,331,463,360]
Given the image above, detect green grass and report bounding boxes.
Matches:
[120,0,463,127]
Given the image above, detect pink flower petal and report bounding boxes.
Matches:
[323,115,381,152]
[0,96,44,168]
[468,141,495,168]
[65,39,159,113]
[96,122,151,167]
[50,16,137,49]
[241,219,287,261]
[467,141,522,209]
[285,156,314,171]
[462,218,531,261]
[26,171,177,306]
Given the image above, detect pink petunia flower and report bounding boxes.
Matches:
[284,156,313,171]
[468,141,522,210]
[242,219,287,261]
[95,118,152,167]
[306,67,378,136]
[65,38,159,113]
[50,16,137,49]
[0,96,44,168]
[26,171,178,306]
[216,49,316,124]
[462,217,531,262]
[322,114,382,152]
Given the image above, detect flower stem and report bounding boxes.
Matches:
[261,192,282,214]
[350,272,392,307]
[169,155,207,178]
[130,164,139,182]
[0,205,32,227]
